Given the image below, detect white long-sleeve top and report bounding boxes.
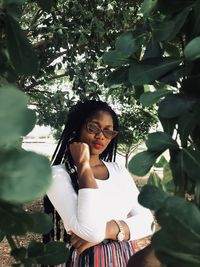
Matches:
[47,161,154,244]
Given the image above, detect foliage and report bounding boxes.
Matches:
[118,103,157,166]
[104,0,200,266]
[1,0,156,142]
[0,0,69,265]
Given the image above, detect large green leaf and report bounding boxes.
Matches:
[115,31,141,57]
[158,94,196,119]
[146,132,179,152]
[178,110,197,147]
[157,0,194,14]
[0,203,52,235]
[128,150,160,176]
[5,14,38,75]
[28,240,69,265]
[182,147,200,182]
[152,197,200,267]
[153,7,191,41]
[0,85,36,147]
[28,212,53,234]
[140,89,172,107]
[129,57,182,85]
[140,0,158,17]
[147,172,163,188]
[169,150,186,191]
[159,116,177,136]
[143,39,163,60]
[0,202,33,235]
[138,185,170,210]
[0,149,51,203]
[104,66,129,87]
[103,50,131,67]
[184,36,200,61]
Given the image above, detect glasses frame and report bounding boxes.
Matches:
[86,122,118,139]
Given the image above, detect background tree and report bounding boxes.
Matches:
[103,0,200,266]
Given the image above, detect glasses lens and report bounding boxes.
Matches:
[87,123,100,134]
[103,130,118,139]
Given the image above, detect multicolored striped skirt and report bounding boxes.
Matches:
[68,240,135,267]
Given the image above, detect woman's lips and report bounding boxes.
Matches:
[93,142,104,150]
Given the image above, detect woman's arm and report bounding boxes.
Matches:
[47,165,107,243]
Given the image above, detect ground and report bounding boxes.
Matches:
[0,188,150,266]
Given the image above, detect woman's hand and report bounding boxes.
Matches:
[70,233,97,254]
[69,142,90,167]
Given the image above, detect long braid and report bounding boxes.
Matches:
[43,100,119,247]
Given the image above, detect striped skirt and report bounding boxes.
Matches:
[69,240,135,267]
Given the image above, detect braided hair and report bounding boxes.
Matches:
[43,100,119,245]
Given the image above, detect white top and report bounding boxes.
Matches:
[47,161,154,243]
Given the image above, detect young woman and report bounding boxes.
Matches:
[45,100,154,266]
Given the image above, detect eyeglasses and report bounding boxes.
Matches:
[86,122,118,139]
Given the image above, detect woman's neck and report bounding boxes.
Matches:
[89,156,102,168]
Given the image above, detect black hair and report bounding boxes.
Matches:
[43,100,119,246]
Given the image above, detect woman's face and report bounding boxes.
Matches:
[79,111,116,156]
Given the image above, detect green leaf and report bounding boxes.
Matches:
[37,0,53,13]
[128,150,160,176]
[103,50,130,67]
[28,212,53,234]
[157,0,194,14]
[182,147,200,182]
[146,132,179,151]
[5,2,23,20]
[0,85,36,147]
[140,89,172,107]
[129,57,182,85]
[184,36,200,61]
[0,202,33,235]
[178,110,196,147]
[140,0,158,17]
[28,241,69,265]
[159,116,177,136]
[158,94,196,119]
[0,149,51,203]
[153,7,191,41]
[164,42,180,57]
[104,66,129,87]
[11,247,27,261]
[169,150,186,192]
[5,14,38,75]
[115,31,141,56]
[27,240,44,257]
[148,172,163,188]
[154,155,168,168]
[152,197,200,267]
[143,39,163,59]
[138,185,170,210]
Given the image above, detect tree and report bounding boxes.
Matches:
[118,103,157,167]
[103,0,200,266]
[2,0,150,131]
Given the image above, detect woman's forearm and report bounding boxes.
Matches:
[105,220,130,240]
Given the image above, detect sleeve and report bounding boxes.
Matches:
[46,165,107,243]
[120,166,155,240]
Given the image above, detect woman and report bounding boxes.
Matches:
[45,100,154,266]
